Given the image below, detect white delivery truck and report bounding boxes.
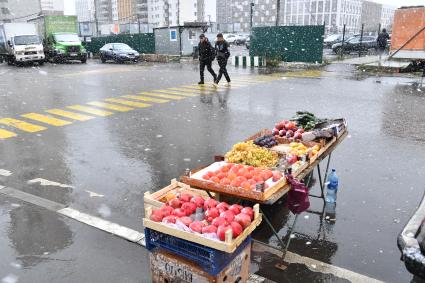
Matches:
[0,23,45,66]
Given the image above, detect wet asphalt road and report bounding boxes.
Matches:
[0,60,425,283]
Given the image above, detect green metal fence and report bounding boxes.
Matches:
[85,33,155,55]
[250,26,325,63]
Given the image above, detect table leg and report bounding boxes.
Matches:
[275,214,300,270]
[259,207,287,249]
[323,153,332,186]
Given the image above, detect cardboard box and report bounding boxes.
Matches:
[150,243,251,283]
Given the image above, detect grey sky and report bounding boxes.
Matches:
[64,0,424,16]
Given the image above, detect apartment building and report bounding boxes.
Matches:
[380,4,395,30]
[75,0,95,22]
[148,0,204,28]
[0,0,64,22]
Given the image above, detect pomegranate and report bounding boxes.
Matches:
[202,225,218,234]
[216,202,229,212]
[150,209,165,222]
[212,217,227,227]
[220,210,235,223]
[160,205,174,216]
[217,225,232,241]
[172,208,186,218]
[189,221,205,233]
[204,207,220,222]
[235,213,252,229]
[204,198,218,210]
[272,171,283,182]
[230,221,243,238]
[169,198,182,209]
[228,204,243,215]
[181,202,197,216]
[179,193,193,203]
[190,196,205,208]
[162,215,177,224]
[179,216,193,227]
[241,207,254,220]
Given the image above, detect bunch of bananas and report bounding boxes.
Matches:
[225,141,279,168]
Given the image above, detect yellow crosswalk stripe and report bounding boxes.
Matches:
[180,85,220,92]
[67,105,114,116]
[168,87,202,93]
[87,101,134,112]
[141,92,185,100]
[0,129,17,139]
[0,118,46,132]
[104,98,151,108]
[187,84,218,90]
[21,113,72,126]
[46,109,95,121]
[153,90,197,97]
[123,95,169,103]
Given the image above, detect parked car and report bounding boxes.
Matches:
[223,34,238,44]
[235,34,249,45]
[332,36,377,54]
[323,34,343,48]
[245,37,251,49]
[99,43,139,63]
[398,193,425,280]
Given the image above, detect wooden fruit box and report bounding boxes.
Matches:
[143,204,262,253]
[309,137,336,164]
[144,179,214,209]
[180,162,288,202]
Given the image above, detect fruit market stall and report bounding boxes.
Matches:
[179,112,348,267]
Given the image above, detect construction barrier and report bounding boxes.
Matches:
[231,56,266,67]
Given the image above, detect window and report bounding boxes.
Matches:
[188,30,196,40]
[170,29,177,41]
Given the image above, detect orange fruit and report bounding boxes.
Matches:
[221,166,230,173]
[220,178,231,185]
[241,181,251,190]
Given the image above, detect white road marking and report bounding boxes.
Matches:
[58,207,145,245]
[27,178,74,189]
[252,241,384,283]
[85,190,104,198]
[0,169,12,176]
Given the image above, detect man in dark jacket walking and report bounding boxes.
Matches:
[214,33,231,85]
[198,34,217,84]
[377,28,390,66]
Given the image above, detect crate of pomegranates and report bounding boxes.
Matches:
[143,193,262,253]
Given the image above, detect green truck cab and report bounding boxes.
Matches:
[30,15,87,63]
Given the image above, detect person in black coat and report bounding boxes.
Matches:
[198,34,217,84]
[377,28,390,66]
[214,33,231,85]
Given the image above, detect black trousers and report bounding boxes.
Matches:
[217,57,230,83]
[200,60,217,82]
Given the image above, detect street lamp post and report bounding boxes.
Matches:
[250,2,255,31]
[276,0,280,26]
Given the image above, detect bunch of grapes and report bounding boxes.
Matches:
[253,135,278,148]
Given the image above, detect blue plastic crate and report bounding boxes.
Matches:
[145,228,251,276]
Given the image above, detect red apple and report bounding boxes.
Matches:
[202,225,218,234]
[217,225,232,241]
[272,171,283,182]
[235,213,252,229]
[241,207,254,220]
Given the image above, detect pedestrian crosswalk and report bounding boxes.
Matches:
[0,76,281,140]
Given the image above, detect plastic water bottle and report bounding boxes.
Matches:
[325,169,339,203]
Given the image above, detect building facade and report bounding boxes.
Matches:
[380,4,395,31]
[95,0,113,23]
[0,0,64,22]
[75,0,95,22]
[148,0,204,28]
[280,0,362,33]
[361,0,381,32]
